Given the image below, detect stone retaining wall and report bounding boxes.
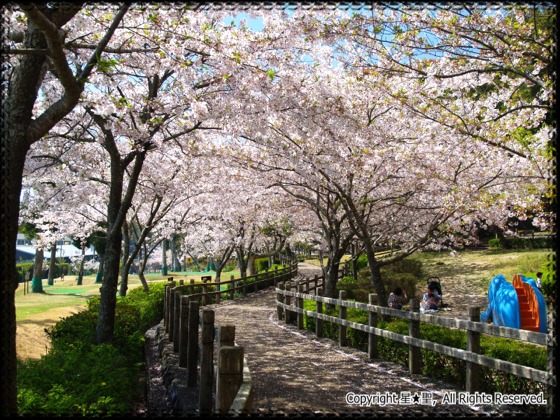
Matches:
[144,321,200,416]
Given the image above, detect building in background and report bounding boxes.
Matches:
[16,233,96,263]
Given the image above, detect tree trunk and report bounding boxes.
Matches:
[47,242,57,286]
[96,232,121,344]
[170,234,181,271]
[31,248,45,293]
[161,238,168,275]
[95,136,146,344]
[137,251,150,293]
[363,240,387,306]
[247,254,258,276]
[95,256,105,284]
[76,245,86,286]
[119,220,131,296]
[0,139,27,415]
[236,248,248,278]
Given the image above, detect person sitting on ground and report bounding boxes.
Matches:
[423,285,442,308]
[422,293,439,311]
[387,287,408,310]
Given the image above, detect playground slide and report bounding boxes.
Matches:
[480,274,547,333]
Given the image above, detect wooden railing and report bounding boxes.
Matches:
[275,274,555,415]
[162,261,298,414]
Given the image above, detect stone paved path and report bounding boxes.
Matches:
[201,263,526,416]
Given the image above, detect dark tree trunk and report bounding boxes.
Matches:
[137,247,150,292]
[47,242,57,286]
[31,248,45,293]
[95,145,146,344]
[363,239,387,306]
[119,220,131,296]
[76,245,86,286]
[95,256,105,284]
[236,248,248,278]
[96,231,122,344]
[161,238,168,275]
[0,141,27,416]
[170,234,181,271]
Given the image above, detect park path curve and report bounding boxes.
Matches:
[202,263,515,416]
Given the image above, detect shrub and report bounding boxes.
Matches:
[336,275,373,302]
[488,238,501,248]
[488,237,552,249]
[337,258,423,304]
[18,281,168,416]
[541,260,556,302]
[17,344,140,416]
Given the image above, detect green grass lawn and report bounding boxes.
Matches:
[15,270,242,322]
[410,248,550,294]
[304,248,550,296]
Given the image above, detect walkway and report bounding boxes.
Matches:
[202,263,521,416]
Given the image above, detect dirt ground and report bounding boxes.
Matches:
[17,305,86,360]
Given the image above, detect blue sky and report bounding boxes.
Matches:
[222,12,265,31]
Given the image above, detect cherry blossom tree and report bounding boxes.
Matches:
[2,4,130,412]
[211,13,552,305]
[2,5,554,415]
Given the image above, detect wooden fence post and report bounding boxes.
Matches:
[313,275,319,294]
[215,279,221,304]
[164,281,175,331]
[316,287,323,338]
[255,272,260,293]
[173,289,182,352]
[168,287,176,342]
[276,283,285,321]
[230,275,235,300]
[297,282,304,330]
[466,306,481,392]
[242,278,247,297]
[201,279,207,306]
[199,309,215,415]
[368,293,378,359]
[187,300,199,387]
[547,304,555,416]
[218,325,236,349]
[179,296,189,368]
[215,346,244,415]
[284,283,292,324]
[408,299,421,374]
[339,290,347,347]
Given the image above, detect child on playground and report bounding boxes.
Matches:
[536,272,543,289]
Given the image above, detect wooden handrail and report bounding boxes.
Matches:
[275,283,551,391]
[163,260,299,415]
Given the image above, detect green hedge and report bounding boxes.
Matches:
[17,282,167,416]
[488,237,552,249]
[336,257,424,303]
